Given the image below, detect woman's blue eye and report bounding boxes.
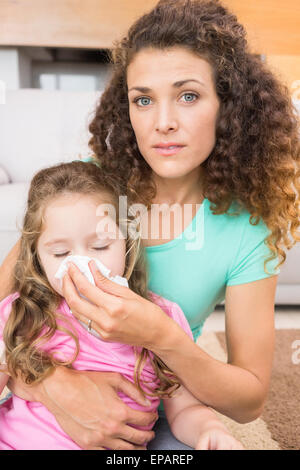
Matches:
[135,97,151,106]
[134,93,198,106]
[182,93,197,102]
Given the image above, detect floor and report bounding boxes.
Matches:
[202,305,300,332]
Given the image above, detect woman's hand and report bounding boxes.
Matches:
[7,367,158,450]
[62,260,172,348]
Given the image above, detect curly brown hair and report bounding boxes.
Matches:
[89,0,300,273]
[3,161,180,398]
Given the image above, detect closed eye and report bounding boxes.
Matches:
[54,252,70,258]
[53,246,108,258]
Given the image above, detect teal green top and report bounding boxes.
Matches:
[81,156,280,411]
[144,198,280,342]
[81,157,280,341]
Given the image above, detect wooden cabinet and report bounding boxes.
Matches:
[0,0,158,49]
[0,0,299,54]
[225,0,300,56]
[265,55,300,90]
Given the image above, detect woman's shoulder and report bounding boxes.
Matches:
[81,156,94,163]
[79,156,101,168]
[206,198,271,239]
[206,198,248,222]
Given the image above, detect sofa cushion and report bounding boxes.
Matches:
[0,182,29,231]
[0,182,30,263]
[0,166,10,185]
[0,89,101,183]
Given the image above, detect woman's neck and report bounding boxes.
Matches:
[152,168,204,206]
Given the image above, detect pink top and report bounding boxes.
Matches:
[0,291,193,450]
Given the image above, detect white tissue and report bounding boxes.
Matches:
[54,255,128,340]
[54,255,129,288]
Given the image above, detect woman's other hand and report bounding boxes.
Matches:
[7,367,157,450]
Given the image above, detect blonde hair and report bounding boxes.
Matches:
[3,161,180,398]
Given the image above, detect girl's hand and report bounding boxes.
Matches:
[62,260,172,348]
[195,427,245,450]
[8,367,157,450]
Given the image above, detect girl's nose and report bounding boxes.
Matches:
[75,250,91,259]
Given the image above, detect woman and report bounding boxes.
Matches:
[1,0,299,450]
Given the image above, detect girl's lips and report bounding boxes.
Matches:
[154,146,185,156]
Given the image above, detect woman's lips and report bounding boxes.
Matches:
[153,146,185,156]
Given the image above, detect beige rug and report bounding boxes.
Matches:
[1,329,299,450]
[197,329,300,450]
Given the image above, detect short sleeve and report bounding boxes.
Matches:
[0,340,5,365]
[149,291,194,341]
[169,302,194,340]
[226,216,280,286]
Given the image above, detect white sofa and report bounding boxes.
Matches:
[0,88,100,260]
[0,89,300,304]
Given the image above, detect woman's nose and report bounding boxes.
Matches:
[155,104,179,133]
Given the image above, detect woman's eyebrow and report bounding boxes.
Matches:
[128,79,205,93]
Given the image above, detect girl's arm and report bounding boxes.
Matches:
[163,385,244,450]
[1,241,156,449]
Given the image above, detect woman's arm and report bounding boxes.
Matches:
[154,276,278,424]
[64,261,278,424]
[8,366,157,449]
[0,239,21,301]
[163,385,244,449]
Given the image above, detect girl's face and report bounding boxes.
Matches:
[127,46,220,180]
[37,193,126,296]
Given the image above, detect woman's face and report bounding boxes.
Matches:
[127,46,220,180]
[37,193,126,296]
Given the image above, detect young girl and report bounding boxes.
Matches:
[0,161,244,450]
